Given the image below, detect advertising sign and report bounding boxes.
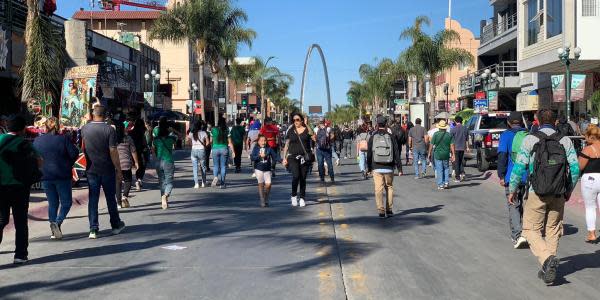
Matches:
[517,92,539,112]
[551,74,586,102]
[475,91,486,100]
[60,65,99,128]
[394,99,409,115]
[473,99,489,114]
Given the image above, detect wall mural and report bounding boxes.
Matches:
[59,65,99,127]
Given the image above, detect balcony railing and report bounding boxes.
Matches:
[459,61,519,96]
[481,12,517,44]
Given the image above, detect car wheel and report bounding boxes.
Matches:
[477,149,490,172]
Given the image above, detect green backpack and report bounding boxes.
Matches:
[511,130,528,160]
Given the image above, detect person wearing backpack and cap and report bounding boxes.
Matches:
[367,116,402,218]
[428,120,455,190]
[508,109,580,285]
[497,111,529,249]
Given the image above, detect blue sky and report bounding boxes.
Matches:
[57,0,491,110]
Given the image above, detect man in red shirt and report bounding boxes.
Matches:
[260,117,280,176]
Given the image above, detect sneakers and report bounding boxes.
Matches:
[201,181,206,188]
[386,210,394,218]
[443,183,449,189]
[460,174,466,181]
[336,159,340,166]
[299,198,306,207]
[514,236,528,249]
[437,186,444,190]
[538,255,560,284]
[211,177,219,187]
[112,221,126,235]
[50,222,62,240]
[194,183,200,189]
[251,173,256,178]
[122,197,130,208]
[291,196,298,207]
[379,212,386,219]
[135,180,142,191]
[220,183,226,189]
[13,257,28,265]
[161,194,169,209]
[89,230,98,239]
[272,170,277,177]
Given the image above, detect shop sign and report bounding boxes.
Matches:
[473,99,489,114]
[551,74,586,102]
[475,91,486,100]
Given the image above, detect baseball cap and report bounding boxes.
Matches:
[508,111,523,124]
[376,116,386,125]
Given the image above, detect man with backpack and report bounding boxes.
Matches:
[450,116,468,182]
[0,115,42,265]
[390,118,406,175]
[508,109,580,285]
[367,116,402,218]
[497,112,529,249]
[315,119,335,184]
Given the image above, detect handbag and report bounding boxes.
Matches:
[295,128,314,164]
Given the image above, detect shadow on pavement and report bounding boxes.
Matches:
[556,249,600,285]
[0,262,161,298]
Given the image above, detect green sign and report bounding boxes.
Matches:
[394,99,408,105]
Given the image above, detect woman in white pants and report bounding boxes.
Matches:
[578,125,600,243]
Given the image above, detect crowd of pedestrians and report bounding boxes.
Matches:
[1,106,600,288]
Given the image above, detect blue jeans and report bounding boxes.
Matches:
[434,159,450,187]
[191,149,207,185]
[157,160,175,196]
[316,148,334,179]
[212,147,229,183]
[358,151,367,172]
[87,173,121,231]
[413,149,428,177]
[42,179,73,225]
[505,185,525,241]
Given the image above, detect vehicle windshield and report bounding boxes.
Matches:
[479,116,508,130]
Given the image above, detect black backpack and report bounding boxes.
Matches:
[556,122,575,137]
[392,124,407,145]
[529,132,569,197]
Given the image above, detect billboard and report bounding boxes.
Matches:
[551,74,586,102]
[308,105,323,114]
[60,65,99,128]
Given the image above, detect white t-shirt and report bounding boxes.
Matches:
[188,131,208,150]
[427,128,439,138]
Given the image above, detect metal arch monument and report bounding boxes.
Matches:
[299,44,331,114]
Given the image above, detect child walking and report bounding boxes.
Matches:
[116,122,139,208]
[250,135,281,207]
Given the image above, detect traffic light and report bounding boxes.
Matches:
[241,94,248,107]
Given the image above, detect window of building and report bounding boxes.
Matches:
[583,0,598,16]
[527,0,543,45]
[546,0,562,38]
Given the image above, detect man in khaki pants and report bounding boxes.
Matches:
[508,109,580,285]
[367,116,402,219]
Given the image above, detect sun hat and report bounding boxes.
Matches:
[437,120,449,130]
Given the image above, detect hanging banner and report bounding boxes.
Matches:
[60,65,99,128]
[517,92,539,111]
[551,74,586,102]
[488,91,499,111]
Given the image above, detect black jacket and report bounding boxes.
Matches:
[367,129,402,172]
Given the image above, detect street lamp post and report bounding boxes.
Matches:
[480,69,498,112]
[558,42,582,121]
[145,70,160,111]
[443,83,450,112]
[190,82,198,124]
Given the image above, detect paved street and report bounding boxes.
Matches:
[2,150,600,299]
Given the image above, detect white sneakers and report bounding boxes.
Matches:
[211,177,219,187]
[194,183,200,189]
[136,180,142,191]
[161,195,169,209]
[291,196,306,207]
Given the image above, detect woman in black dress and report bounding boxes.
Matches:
[282,112,315,207]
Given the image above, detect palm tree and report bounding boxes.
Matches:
[358,58,399,120]
[326,105,359,126]
[347,80,368,119]
[230,57,293,119]
[400,15,474,115]
[150,0,256,122]
[21,0,66,108]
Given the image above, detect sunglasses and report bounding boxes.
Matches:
[293,118,302,122]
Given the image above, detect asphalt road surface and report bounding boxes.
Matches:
[1,150,600,300]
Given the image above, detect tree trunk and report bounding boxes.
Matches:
[429,72,438,125]
[197,47,206,122]
[25,0,39,46]
[212,73,218,123]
